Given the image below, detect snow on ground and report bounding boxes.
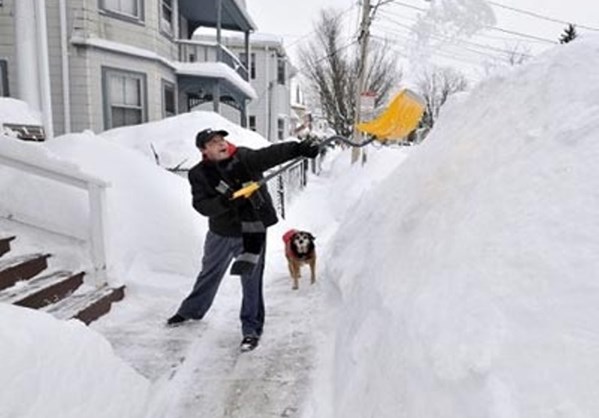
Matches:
[2,32,599,418]
[0,304,149,418]
[91,144,409,418]
[303,35,599,417]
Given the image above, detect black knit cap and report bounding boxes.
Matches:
[195,128,229,148]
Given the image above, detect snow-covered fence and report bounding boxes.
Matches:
[267,160,310,219]
[0,144,110,287]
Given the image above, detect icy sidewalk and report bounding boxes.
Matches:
[94,235,325,417]
[93,171,336,417]
[151,260,322,418]
[93,147,407,417]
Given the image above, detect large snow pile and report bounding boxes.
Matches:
[0,304,149,418]
[0,110,271,282]
[0,133,204,282]
[316,36,599,417]
[99,110,270,169]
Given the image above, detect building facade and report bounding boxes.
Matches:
[0,0,257,137]
[194,33,297,142]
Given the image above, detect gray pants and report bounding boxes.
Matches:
[177,230,265,338]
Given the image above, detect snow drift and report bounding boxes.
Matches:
[320,35,599,417]
[0,305,149,418]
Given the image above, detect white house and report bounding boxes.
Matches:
[194,32,299,142]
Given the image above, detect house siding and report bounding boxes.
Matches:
[3,0,255,136]
[70,0,178,62]
[46,0,65,133]
[229,43,293,142]
[0,0,16,97]
[69,47,176,133]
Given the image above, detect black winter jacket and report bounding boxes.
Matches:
[188,142,301,237]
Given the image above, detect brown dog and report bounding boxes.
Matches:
[282,229,317,290]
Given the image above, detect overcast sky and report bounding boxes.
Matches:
[246,0,599,75]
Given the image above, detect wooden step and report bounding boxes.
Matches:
[0,270,85,309]
[42,284,125,325]
[0,253,51,291]
[0,236,16,258]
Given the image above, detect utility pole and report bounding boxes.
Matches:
[352,0,371,164]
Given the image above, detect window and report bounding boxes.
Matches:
[277,118,285,140]
[249,115,256,131]
[162,80,176,117]
[0,60,8,97]
[160,0,174,34]
[102,67,147,129]
[239,52,256,79]
[277,56,285,85]
[102,0,143,21]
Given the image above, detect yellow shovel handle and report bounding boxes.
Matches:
[232,182,261,199]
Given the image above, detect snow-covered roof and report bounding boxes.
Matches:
[70,36,174,69]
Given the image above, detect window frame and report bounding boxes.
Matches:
[249,115,256,132]
[277,56,286,85]
[160,0,174,36]
[162,79,176,118]
[100,0,145,24]
[102,66,147,130]
[277,117,285,140]
[0,60,8,97]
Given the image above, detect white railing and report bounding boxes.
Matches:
[177,39,249,80]
[0,145,110,287]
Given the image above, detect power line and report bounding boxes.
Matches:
[372,34,492,68]
[488,26,556,44]
[377,7,551,45]
[302,40,358,67]
[382,2,557,44]
[487,1,599,32]
[376,14,534,58]
[285,4,359,49]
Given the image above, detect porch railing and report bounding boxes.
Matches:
[0,143,110,287]
[177,39,249,81]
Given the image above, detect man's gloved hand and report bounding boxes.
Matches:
[297,140,320,159]
[216,180,243,204]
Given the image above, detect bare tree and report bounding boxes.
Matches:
[504,42,532,66]
[417,66,468,131]
[299,9,400,138]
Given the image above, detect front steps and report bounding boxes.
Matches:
[0,235,124,324]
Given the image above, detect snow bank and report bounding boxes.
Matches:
[319,36,599,417]
[99,110,269,170]
[0,132,204,282]
[0,98,42,129]
[0,110,273,283]
[0,305,149,418]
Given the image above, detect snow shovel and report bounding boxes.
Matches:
[232,90,426,200]
[355,88,425,140]
[231,133,382,200]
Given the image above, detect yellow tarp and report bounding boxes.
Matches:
[356,89,426,141]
